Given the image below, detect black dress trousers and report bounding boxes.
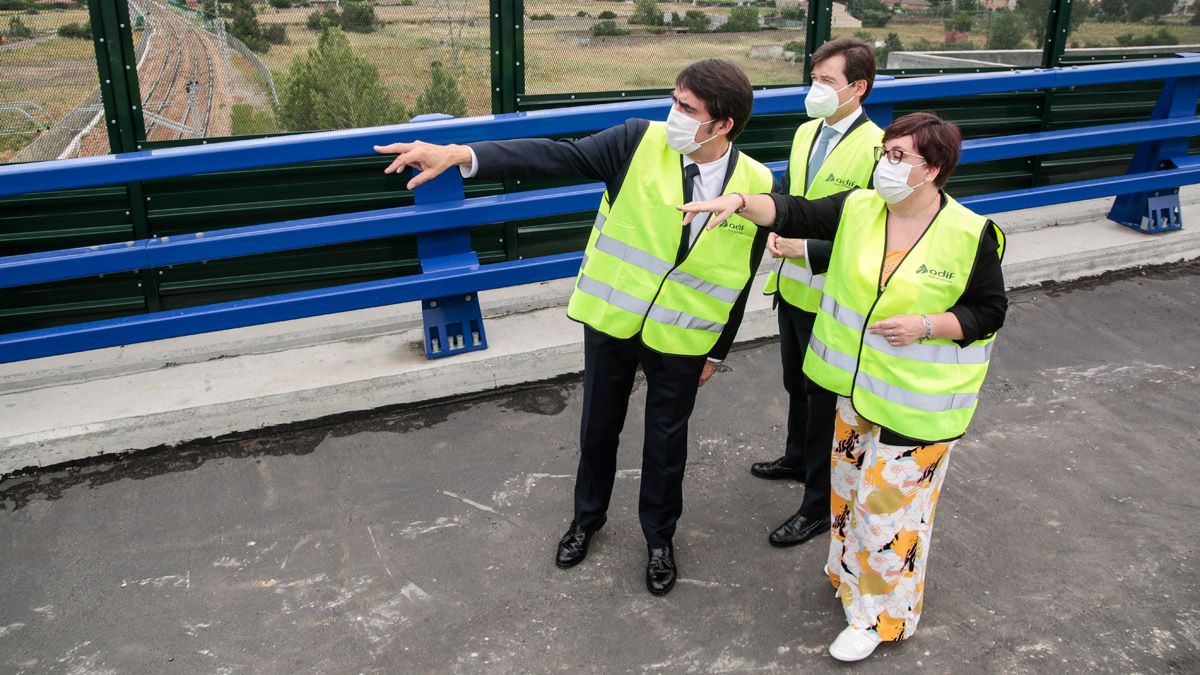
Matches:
[777,299,839,521]
[574,325,707,547]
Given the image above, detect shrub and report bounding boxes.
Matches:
[57,22,92,39]
[1115,28,1178,46]
[340,2,377,32]
[591,19,629,36]
[860,10,889,27]
[6,15,34,39]
[716,5,759,31]
[265,22,287,43]
[307,8,338,29]
[597,10,616,19]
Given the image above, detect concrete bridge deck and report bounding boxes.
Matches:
[1,260,1198,673]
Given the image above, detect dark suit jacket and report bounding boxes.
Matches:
[468,119,772,361]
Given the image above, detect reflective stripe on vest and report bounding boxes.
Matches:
[763,117,882,312]
[802,189,1003,441]
[566,123,775,355]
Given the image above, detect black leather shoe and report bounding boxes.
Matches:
[768,511,829,548]
[555,517,606,569]
[645,544,677,596]
[750,457,805,481]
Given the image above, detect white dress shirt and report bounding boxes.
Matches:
[682,142,733,246]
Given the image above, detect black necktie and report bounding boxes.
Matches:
[679,163,701,264]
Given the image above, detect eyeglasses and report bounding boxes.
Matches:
[874,146,926,165]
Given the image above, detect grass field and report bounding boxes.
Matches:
[0,9,100,162]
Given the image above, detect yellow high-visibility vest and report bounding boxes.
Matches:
[567,123,775,356]
[763,116,882,312]
[803,189,1006,441]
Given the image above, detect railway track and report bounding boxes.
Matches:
[139,0,215,140]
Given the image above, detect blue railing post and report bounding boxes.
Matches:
[864,75,896,127]
[1108,54,1200,233]
[409,114,488,359]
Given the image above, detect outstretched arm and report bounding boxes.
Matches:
[677,190,850,239]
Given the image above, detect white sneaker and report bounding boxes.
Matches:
[828,626,882,662]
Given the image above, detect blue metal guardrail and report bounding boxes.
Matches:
[0,56,1197,364]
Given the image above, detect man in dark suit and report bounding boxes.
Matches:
[375,59,775,596]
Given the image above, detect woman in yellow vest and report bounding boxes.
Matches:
[678,112,1007,662]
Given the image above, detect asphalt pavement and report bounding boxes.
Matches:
[1,261,1198,674]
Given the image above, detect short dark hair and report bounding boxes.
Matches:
[675,59,754,142]
[883,112,962,188]
[811,37,878,101]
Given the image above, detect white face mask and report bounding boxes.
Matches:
[804,82,854,119]
[872,156,928,204]
[665,106,717,155]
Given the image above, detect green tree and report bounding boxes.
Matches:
[265,22,287,43]
[629,0,662,25]
[720,6,760,31]
[1097,0,1126,21]
[945,10,973,32]
[957,0,978,11]
[202,0,218,20]
[307,7,339,29]
[268,0,291,8]
[412,61,468,117]
[683,9,710,31]
[340,1,377,32]
[230,0,269,52]
[1192,0,1200,24]
[861,10,890,27]
[276,27,408,132]
[987,9,1024,49]
[877,31,903,67]
[1015,0,1084,44]
[592,19,629,35]
[1125,0,1172,21]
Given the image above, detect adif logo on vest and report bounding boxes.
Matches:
[915,263,955,280]
[824,174,857,189]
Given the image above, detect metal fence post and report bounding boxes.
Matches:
[802,0,833,83]
[87,0,144,153]
[87,0,161,310]
[409,114,489,359]
[1108,56,1200,233]
[491,0,522,114]
[1041,0,1073,69]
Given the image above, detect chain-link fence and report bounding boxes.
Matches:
[523,0,809,94]
[195,0,494,136]
[829,0,1200,72]
[0,0,109,163]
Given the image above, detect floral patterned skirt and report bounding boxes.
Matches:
[825,396,956,641]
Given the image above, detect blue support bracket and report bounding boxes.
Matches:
[409,113,488,360]
[1109,56,1200,233]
